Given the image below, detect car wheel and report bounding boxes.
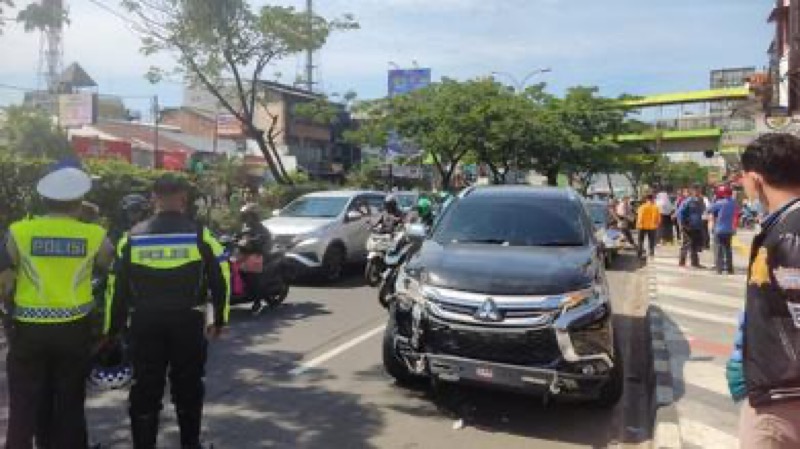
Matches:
[382,306,417,385]
[322,245,345,282]
[596,334,624,408]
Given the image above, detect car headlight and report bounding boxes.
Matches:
[560,284,608,311]
[291,227,328,247]
[396,267,431,303]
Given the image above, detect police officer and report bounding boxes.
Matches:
[105,174,229,449]
[0,160,115,449]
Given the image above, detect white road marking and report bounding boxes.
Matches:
[289,324,386,376]
[656,303,738,326]
[681,418,739,449]
[678,359,730,397]
[655,421,681,449]
[657,285,744,310]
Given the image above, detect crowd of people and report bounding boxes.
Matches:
[606,181,755,275]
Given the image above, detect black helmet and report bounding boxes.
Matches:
[240,203,260,221]
[384,195,398,208]
[121,194,149,213]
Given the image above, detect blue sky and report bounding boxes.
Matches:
[0,0,775,115]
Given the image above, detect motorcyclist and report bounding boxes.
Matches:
[239,203,273,256]
[238,203,273,316]
[373,195,405,234]
[407,197,435,228]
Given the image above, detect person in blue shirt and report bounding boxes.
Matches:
[677,184,707,268]
[708,184,738,274]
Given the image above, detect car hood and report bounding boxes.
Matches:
[263,217,336,237]
[409,241,596,296]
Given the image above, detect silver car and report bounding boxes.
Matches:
[264,190,386,281]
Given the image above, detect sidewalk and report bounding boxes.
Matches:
[649,234,752,449]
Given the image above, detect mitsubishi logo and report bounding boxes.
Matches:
[475,297,502,322]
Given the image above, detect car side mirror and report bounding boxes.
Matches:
[407,223,427,241]
[345,210,363,222]
[272,209,280,217]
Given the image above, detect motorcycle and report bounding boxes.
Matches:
[365,229,401,287]
[220,234,292,315]
[377,227,423,308]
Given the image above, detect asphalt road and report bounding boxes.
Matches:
[3,253,651,449]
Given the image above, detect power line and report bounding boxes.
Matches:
[86,0,133,26]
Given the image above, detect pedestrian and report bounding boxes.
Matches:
[0,160,115,449]
[701,188,712,250]
[677,184,707,268]
[724,133,800,449]
[709,185,738,275]
[656,191,675,244]
[105,174,230,449]
[612,195,638,251]
[636,194,661,258]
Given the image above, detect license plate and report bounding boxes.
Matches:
[476,366,494,379]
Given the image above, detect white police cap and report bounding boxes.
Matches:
[36,159,92,201]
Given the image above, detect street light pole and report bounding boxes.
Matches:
[491,68,552,93]
[490,68,552,183]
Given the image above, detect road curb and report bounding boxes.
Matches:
[646,263,683,449]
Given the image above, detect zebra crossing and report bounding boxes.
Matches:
[649,246,747,449]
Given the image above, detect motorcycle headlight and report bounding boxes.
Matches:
[560,284,608,311]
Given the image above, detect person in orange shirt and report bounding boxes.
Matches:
[637,194,661,259]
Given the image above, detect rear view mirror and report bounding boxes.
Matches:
[346,210,363,222]
[407,223,427,241]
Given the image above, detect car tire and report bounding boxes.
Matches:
[322,244,345,282]
[382,306,417,385]
[596,334,624,408]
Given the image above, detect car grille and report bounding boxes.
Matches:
[426,286,559,327]
[426,323,561,366]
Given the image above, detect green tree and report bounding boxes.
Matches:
[121,0,358,185]
[3,106,73,158]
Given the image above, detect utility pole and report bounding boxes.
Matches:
[152,95,160,168]
[305,0,314,92]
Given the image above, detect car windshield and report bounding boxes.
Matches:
[280,197,349,218]
[587,204,608,227]
[432,197,587,247]
[395,194,417,209]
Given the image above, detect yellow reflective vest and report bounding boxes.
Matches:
[9,216,106,323]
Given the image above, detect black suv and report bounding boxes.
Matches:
[383,186,622,407]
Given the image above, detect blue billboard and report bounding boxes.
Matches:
[388,69,432,97]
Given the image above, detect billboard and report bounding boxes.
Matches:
[216,113,244,137]
[59,93,97,128]
[388,68,432,98]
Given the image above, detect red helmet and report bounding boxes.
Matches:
[716,184,733,198]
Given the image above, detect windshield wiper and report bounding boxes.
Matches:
[453,238,509,245]
[534,241,585,247]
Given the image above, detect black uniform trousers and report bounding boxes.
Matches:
[128,309,207,449]
[5,317,92,449]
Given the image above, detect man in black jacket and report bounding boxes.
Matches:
[735,133,800,448]
[106,174,229,449]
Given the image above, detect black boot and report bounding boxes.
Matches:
[130,413,159,449]
[177,409,203,449]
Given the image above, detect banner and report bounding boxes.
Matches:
[59,93,96,128]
